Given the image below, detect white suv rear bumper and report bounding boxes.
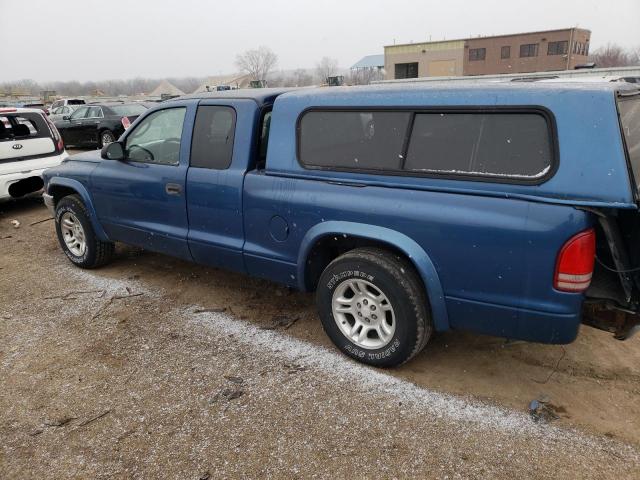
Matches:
[0,151,68,200]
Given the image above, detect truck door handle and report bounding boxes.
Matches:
[165,183,182,195]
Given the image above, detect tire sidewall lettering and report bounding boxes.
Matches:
[326,270,375,291]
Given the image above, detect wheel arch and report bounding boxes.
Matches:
[47,177,110,241]
[297,221,449,332]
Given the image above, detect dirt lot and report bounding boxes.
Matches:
[2,196,640,478]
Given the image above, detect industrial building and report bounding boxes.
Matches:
[384,28,591,80]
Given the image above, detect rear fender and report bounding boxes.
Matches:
[47,177,110,241]
[297,221,449,332]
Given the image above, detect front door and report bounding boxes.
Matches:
[61,105,89,145]
[77,106,103,145]
[91,103,194,260]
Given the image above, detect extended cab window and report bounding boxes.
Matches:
[299,111,411,170]
[125,107,186,166]
[190,106,236,169]
[298,109,553,181]
[619,97,640,191]
[405,112,552,179]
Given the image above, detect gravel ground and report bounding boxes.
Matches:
[1,197,640,479]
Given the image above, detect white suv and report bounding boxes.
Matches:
[0,107,68,200]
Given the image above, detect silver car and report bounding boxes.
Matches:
[49,105,79,122]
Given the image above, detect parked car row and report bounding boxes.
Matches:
[52,102,149,148]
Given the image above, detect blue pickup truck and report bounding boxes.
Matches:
[42,83,640,367]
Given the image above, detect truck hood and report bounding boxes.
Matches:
[64,149,103,164]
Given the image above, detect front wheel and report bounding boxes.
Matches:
[55,195,115,268]
[316,247,433,367]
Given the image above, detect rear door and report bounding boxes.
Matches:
[185,99,258,272]
[0,112,55,162]
[77,106,103,144]
[91,102,195,260]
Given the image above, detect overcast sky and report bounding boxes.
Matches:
[0,0,638,82]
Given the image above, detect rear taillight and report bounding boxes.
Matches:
[42,113,64,153]
[121,116,131,129]
[554,228,596,292]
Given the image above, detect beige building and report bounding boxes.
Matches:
[384,28,591,80]
[384,39,465,79]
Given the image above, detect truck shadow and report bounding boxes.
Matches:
[98,243,640,446]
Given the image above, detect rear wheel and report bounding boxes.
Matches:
[55,195,114,268]
[316,247,432,367]
[99,130,116,147]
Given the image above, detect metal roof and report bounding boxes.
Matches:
[351,55,385,69]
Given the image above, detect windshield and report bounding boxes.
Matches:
[108,104,148,117]
[619,96,640,191]
[67,99,85,105]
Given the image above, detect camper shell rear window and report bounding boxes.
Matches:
[297,107,557,184]
[618,96,640,192]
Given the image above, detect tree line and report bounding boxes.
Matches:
[2,43,637,97]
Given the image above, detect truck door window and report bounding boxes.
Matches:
[190,106,236,169]
[125,107,186,166]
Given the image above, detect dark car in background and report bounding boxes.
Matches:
[54,102,149,148]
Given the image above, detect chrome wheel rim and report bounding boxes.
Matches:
[60,212,86,257]
[102,132,114,145]
[332,279,396,349]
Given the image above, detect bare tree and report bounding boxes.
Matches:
[235,46,278,81]
[590,43,634,68]
[350,67,385,86]
[292,69,314,86]
[315,57,339,84]
[630,46,640,66]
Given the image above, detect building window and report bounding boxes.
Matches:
[520,43,539,58]
[395,62,419,79]
[501,46,511,59]
[547,41,568,55]
[469,48,486,61]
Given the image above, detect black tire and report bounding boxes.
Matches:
[316,247,432,367]
[55,194,115,268]
[99,130,116,147]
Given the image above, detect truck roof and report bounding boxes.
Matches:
[177,88,299,105]
[279,81,640,101]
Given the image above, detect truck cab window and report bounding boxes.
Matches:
[190,106,236,169]
[257,110,272,169]
[125,107,186,166]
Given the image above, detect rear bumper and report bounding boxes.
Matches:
[446,295,582,344]
[0,152,67,200]
[0,168,47,199]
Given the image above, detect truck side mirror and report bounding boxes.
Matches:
[101,141,125,161]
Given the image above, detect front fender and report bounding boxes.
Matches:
[47,177,110,242]
[297,221,449,332]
